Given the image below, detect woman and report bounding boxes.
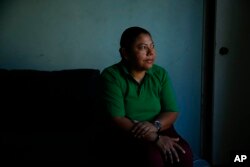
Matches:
[100,26,193,167]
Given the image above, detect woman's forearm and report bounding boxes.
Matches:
[112,116,158,142]
[112,116,135,132]
[155,112,179,131]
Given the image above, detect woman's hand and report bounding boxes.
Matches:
[131,121,158,139]
[156,135,186,164]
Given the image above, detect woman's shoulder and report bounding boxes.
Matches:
[150,65,173,86]
[102,62,119,72]
[101,63,122,79]
[150,64,169,76]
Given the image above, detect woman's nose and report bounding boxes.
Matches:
[147,47,155,56]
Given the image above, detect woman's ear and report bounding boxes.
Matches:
[120,48,129,60]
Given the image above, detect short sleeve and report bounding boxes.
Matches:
[100,69,125,117]
[160,71,179,112]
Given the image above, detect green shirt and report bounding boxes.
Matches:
[100,61,179,122]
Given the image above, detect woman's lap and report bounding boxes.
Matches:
[102,126,193,167]
[142,126,193,167]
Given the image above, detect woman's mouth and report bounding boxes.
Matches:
[145,59,154,64]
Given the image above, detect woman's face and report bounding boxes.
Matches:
[126,33,156,71]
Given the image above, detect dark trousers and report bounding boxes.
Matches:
[99,126,193,167]
[146,126,193,167]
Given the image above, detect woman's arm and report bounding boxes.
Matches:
[130,112,178,142]
[154,111,179,132]
[112,116,135,132]
[111,116,160,142]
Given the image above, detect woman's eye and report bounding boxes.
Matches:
[138,45,147,50]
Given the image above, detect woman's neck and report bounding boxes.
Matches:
[122,60,146,83]
[130,70,146,84]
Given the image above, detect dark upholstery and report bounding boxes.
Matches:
[0,69,100,165]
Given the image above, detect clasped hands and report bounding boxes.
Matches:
[131,121,186,164]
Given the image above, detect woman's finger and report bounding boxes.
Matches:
[141,126,150,135]
[167,150,173,164]
[171,137,180,142]
[136,126,150,138]
[131,122,143,133]
[174,143,186,154]
[163,150,168,162]
[132,123,151,137]
[170,147,180,162]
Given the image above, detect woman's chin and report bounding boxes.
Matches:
[134,63,154,71]
[143,64,153,70]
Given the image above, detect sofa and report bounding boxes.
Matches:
[0,68,210,166]
[1,68,101,165]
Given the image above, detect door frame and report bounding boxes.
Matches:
[201,0,216,164]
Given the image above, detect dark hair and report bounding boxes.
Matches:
[120,26,151,50]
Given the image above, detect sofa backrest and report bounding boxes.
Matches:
[1,69,100,130]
